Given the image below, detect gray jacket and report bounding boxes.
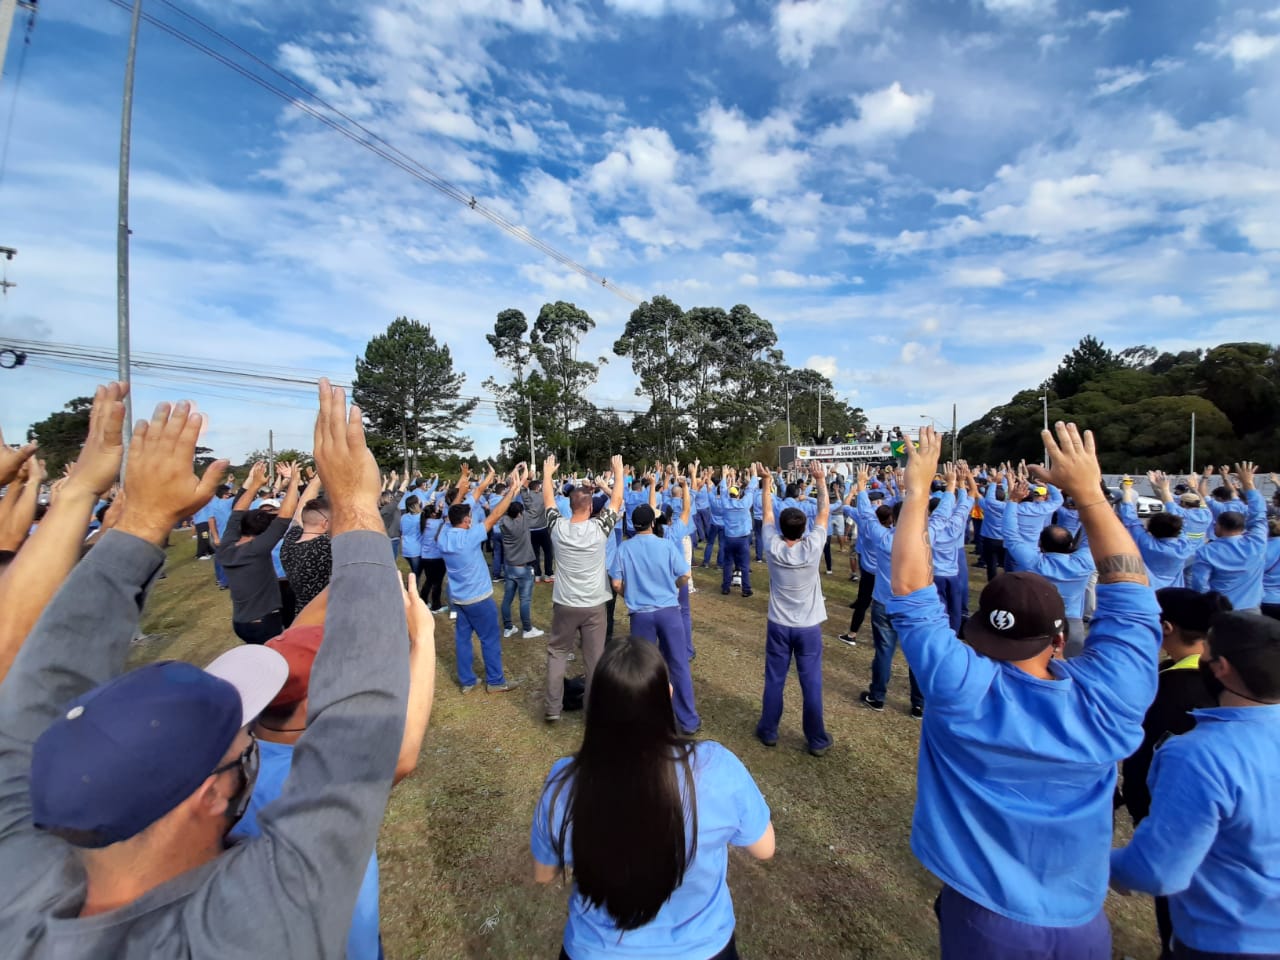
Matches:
[0,529,409,958]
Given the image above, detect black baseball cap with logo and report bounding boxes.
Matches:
[963,572,1066,661]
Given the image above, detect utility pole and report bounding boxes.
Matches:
[784,379,791,447]
[527,392,535,467]
[0,0,18,82]
[817,387,823,440]
[951,403,958,462]
[1039,394,1049,467]
[116,0,143,472]
[268,429,275,477]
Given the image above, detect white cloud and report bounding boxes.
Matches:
[698,102,807,196]
[1198,31,1280,67]
[588,127,681,193]
[773,0,886,66]
[978,0,1056,21]
[946,266,1008,287]
[721,251,756,269]
[1149,294,1192,316]
[1094,58,1182,96]
[605,0,733,15]
[739,273,760,287]
[818,82,934,148]
[899,341,941,364]
[806,354,839,379]
[766,270,843,288]
[1083,8,1129,30]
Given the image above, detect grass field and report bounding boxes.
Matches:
[134,532,1162,960]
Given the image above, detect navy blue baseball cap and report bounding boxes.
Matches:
[30,646,286,848]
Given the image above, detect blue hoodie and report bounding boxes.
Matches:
[1189,490,1268,609]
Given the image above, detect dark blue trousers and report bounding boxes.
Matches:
[630,605,699,733]
[701,521,723,566]
[935,886,1110,960]
[934,572,968,634]
[757,621,831,751]
[721,536,751,593]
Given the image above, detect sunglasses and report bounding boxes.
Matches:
[211,734,260,820]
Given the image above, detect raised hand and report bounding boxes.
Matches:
[509,462,527,487]
[1027,422,1102,502]
[902,427,942,495]
[246,460,269,490]
[117,401,230,546]
[1234,461,1256,490]
[809,460,827,481]
[0,422,38,488]
[63,382,129,499]
[543,454,558,479]
[1007,479,1030,503]
[313,378,382,535]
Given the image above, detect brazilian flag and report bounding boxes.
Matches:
[890,440,908,460]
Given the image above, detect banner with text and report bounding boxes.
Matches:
[793,441,906,461]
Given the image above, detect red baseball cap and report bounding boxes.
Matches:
[265,625,325,709]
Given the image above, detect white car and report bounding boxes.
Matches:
[1134,495,1164,518]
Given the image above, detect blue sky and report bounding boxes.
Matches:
[1,0,1278,460]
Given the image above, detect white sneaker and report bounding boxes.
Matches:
[449,611,457,621]
[524,627,545,639]
[689,585,698,594]
[503,625,518,638]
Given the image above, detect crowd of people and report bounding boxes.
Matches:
[0,381,1276,960]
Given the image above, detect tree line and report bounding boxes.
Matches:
[36,318,1273,479]
[957,336,1280,471]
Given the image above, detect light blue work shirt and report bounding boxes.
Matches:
[1118,502,1194,590]
[1111,704,1280,954]
[616,533,689,612]
[1004,502,1095,618]
[438,522,493,604]
[888,581,1160,926]
[231,740,381,960]
[400,513,423,558]
[1189,490,1268,610]
[531,742,770,960]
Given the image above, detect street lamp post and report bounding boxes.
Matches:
[1038,395,1049,466]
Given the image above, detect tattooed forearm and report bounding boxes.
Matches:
[1096,554,1148,585]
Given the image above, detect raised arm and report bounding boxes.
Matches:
[276,462,303,521]
[757,464,775,528]
[481,465,526,533]
[811,461,830,529]
[0,386,138,684]
[394,573,435,784]
[451,464,471,506]
[1029,423,1146,586]
[0,457,42,554]
[235,461,268,512]
[678,475,693,526]
[1237,462,1268,543]
[0,395,228,875]
[890,429,941,595]
[541,455,558,513]
[608,454,626,517]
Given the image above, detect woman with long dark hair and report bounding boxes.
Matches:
[419,500,447,612]
[531,638,774,959]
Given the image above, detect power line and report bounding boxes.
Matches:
[7,337,650,416]
[102,0,644,306]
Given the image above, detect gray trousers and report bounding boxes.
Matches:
[547,602,607,716]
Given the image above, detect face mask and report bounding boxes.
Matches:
[1198,658,1225,703]
[217,738,261,832]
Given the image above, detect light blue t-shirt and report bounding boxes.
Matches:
[439,522,493,604]
[1264,537,1280,604]
[1119,502,1194,590]
[209,496,234,535]
[192,497,216,525]
[530,741,770,960]
[420,517,444,560]
[616,533,689,612]
[400,513,423,558]
[231,740,381,960]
